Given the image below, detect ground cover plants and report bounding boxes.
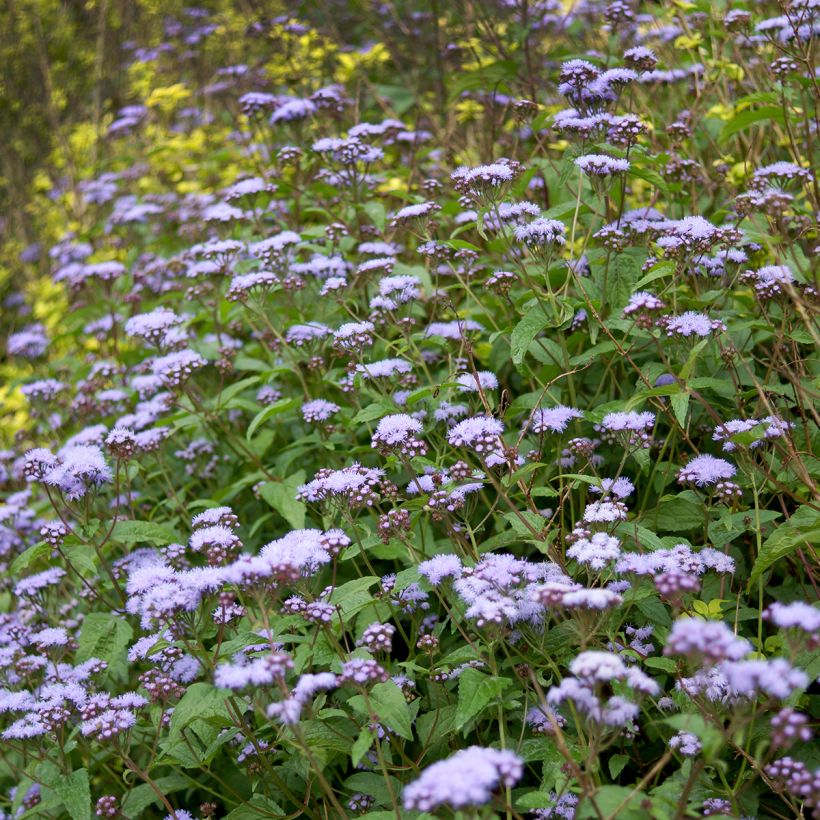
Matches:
[0,1,818,818]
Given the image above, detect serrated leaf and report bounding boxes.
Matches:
[352,402,395,423]
[720,106,785,141]
[245,398,298,441]
[368,681,413,740]
[120,774,190,818]
[53,769,90,820]
[749,505,820,585]
[111,519,179,546]
[608,753,630,779]
[455,668,511,731]
[77,613,133,682]
[351,727,375,767]
[258,472,306,529]
[644,657,677,674]
[511,308,551,368]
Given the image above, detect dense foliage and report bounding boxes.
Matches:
[1,2,819,819]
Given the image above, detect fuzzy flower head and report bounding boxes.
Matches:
[447,416,505,464]
[575,153,630,176]
[372,414,427,457]
[403,746,523,811]
[677,454,736,487]
[526,405,583,435]
[664,617,751,663]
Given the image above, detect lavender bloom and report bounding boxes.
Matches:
[721,658,808,700]
[30,445,113,500]
[125,308,183,346]
[575,154,630,175]
[403,746,523,811]
[765,602,820,637]
[215,652,294,689]
[669,731,701,757]
[659,311,726,337]
[302,399,340,424]
[391,201,441,225]
[514,218,567,249]
[567,533,621,570]
[339,658,389,686]
[448,416,505,462]
[623,291,665,315]
[713,416,793,451]
[285,323,331,346]
[770,708,813,749]
[664,617,751,663]
[372,414,426,456]
[424,319,483,339]
[7,324,48,358]
[526,406,583,435]
[418,554,463,585]
[267,672,337,725]
[151,350,206,386]
[677,454,736,486]
[298,464,384,506]
[333,321,374,351]
[355,358,412,380]
[455,371,499,393]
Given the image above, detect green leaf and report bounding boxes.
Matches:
[76,612,133,682]
[111,519,179,546]
[212,375,260,408]
[368,681,413,740]
[120,774,190,818]
[53,769,90,820]
[258,473,306,529]
[361,201,386,231]
[352,726,375,767]
[162,683,233,767]
[224,795,286,819]
[654,491,704,532]
[644,657,677,674]
[608,753,630,779]
[511,308,552,368]
[720,106,785,141]
[10,540,50,574]
[455,668,511,731]
[749,505,820,585]
[245,398,298,441]
[670,392,690,427]
[606,253,640,312]
[577,785,644,819]
[330,576,379,618]
[352,401,395,423]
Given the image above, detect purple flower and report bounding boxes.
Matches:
[664,617,750,663]
[285,323,331,346]
[659,311,726,337]
[355,358,412,380]
[677,454,736,486]
[669,731,701,757]
[339,658,389,686]
[215,652,294,689]
[403,746,523,811]
[514,218,567,249]
[567,533,621,570]
[765,602,820,636]
[575,154,630,175]
[526,406,583,434]
[372,413,426,456]
[448,416,505,462]
[455,371,499,393]
[151,350,207,386]
[302,399,340,423]
[418,554,463,585]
